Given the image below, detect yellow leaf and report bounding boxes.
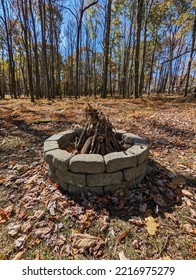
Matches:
[160,256,171,260]
[145,216,159,235]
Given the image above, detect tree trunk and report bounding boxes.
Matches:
[29,0,41,99]
[1,0,16,99]
[38,0,50,99]
[102,0,112,98]
[184,10,196,97]
[139,0,153,96]
[134,0,144,98]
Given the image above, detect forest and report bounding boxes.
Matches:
[0,0,196,262]
[0,0,196,101]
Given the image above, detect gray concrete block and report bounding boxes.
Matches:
[53,149,73,170]
[56,169,86,187]
[104,151,137,172]
[57,130,76,148]
[135,174,145,185]
[127,145,149,165]
[85,186,104,195]
[69,154,105,173]
[44,141,59,153]
[123,161,147,181]
[122,133,147,145]
[48,168,58,183]
[68,184,85,194]
[87,171,123,187]
[58,181,69,191]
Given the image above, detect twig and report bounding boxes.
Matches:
[153,235,171,259]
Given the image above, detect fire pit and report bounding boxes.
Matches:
[44,129,149,194]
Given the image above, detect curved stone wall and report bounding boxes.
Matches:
[44,128,149,194]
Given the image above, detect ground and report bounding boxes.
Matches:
[0,96,195,260]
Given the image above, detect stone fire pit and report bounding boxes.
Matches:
[44,129,149,194]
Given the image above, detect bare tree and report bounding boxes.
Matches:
[184,9,196,97]
[134,0,144,98]
[102,0,112,98]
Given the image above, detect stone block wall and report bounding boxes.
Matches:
[44,129,149,194]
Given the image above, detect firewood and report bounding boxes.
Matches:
[76,105,122,155]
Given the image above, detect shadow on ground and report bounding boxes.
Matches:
[59,158,190,221]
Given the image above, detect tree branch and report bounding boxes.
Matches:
[83,0,98,13]
[64,7,77,20]
[161,48,196,65]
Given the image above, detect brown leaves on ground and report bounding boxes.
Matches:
[0,205,14,224]
[0,97,195,260]
[70,233,105,256]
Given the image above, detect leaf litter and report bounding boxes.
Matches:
[0,97,196,259]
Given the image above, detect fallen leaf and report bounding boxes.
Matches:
[15,235,27,249]
[182,215,196,225]
[33,238,42,245]
[15,178,25,185]
[129,216,144,226]
[192,242,196,256]
[47,201,56,216]
[132,239,140,249]
[139,203,147,213]
[151,193,166,207]
[118,229,129,241]
[80,210,96,229]
[21,220,32,233]
[5,205,14,217]
[0,209,7,223]
[33,210,45,220]
[18,210,27,219]
[7,224,21,237]
[145,216,159,235]
[13,251,24,260]
[172,177,186,185]
[160,256,171,260]
[164,212,178,223]
[119,251,129,260]
[98,215,109,232]
[182,189,195,200]
[118,199,125,209]
[34,227,52,238]
[26,174,38,184]
[190,209,196,218]
[35,250,40,260]
[71,233,104,251]
[0,178,6,185]
[181,223,196,235]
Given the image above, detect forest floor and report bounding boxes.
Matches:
[0,96,195,260]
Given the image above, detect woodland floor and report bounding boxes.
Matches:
[0,95,195,260]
